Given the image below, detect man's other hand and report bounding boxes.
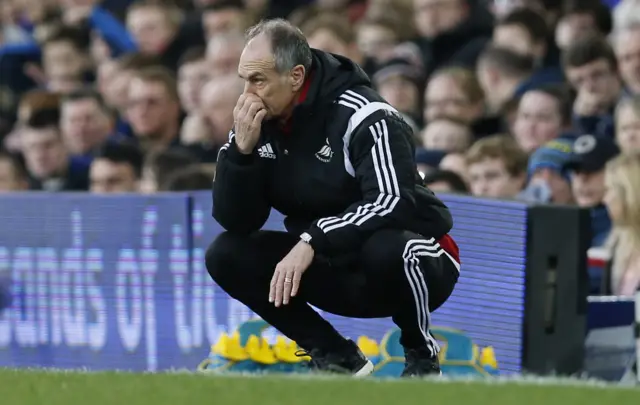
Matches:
[269,241,314,307]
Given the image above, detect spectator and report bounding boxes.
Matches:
[465,134,527,199]
[520,137,574,204]
[41,26,93,94]
[0,149,29,192]
[373,57,423,126]
[20,108,89,191]
[125,66,182,153]
[563,134,616,293]
[198,74,244,147]
[562,35,622,139]
[476,45,536,116]
[60,89,115,158]
[177,47,209,114]
[512,84,573,153]
[602,152,640,296]
[422,169,468,194]
[612,21,640,96]
[412,0,493,77]
[493,8,565,86]
[3,90,62,153]
[614,95,640,154]
[555,0,613,53]
[139,148,198,193]
[202,0,248,40]
[355,14,401,64]
[206,31,245,77]
[103,53,161,114]
[89,140,143,193]
[439,152,469,184]
[163,163,214,191]
[420,117,471,152]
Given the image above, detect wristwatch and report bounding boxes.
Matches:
[300,232,312,244]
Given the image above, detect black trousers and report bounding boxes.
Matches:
[205,229,459,354]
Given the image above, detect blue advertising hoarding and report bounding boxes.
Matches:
[0,192,528,373]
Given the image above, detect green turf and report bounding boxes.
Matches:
[1,370,638,405]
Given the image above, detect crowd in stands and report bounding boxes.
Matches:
[0,0,639,295]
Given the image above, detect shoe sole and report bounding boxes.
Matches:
[353,360,375,377]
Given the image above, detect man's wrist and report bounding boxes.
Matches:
[301,228,328,254]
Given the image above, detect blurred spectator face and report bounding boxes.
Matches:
[307,28,351,58]
[43,39,87,87]
[555,12,597,51]
[572,170,605,207]
[126,78,180,140]
[613,26,640,94]
[439,153,468,183]
[616,102,640,153]
[21,126,67,179]
[530,167,573,204]
[200,75,243,144]
[414,0,468,39]
[421,119,470,152]
[90,158,138,193]
[424,73,483,123]
[202,7,245,40]
[565,59,620,111]
[109,68,135,112]
[61,97,112,156]
[493,24,544,60]
[178,58,209,113]
[513,90,563,153]
[356,23,397,63]
[127,6,175,55]
[377,75,419,116]
[207,34,244,77]
[0,157,27,192]
[97,59,120,107]
[468,157,524,198]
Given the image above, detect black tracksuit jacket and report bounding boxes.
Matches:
[212,49,453,257]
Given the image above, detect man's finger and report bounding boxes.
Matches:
[253,109,267,127]
[282,270,295,305]
[274,268,286,307]
[291,269,303,297]
[269,267,279,303]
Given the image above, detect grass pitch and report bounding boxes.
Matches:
[1,369,638,405]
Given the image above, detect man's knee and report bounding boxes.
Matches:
[205,231,247,285]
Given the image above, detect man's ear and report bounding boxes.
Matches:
[290,65,306,92]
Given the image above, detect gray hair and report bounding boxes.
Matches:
[245,19,313,76]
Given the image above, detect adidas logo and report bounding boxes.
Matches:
[315,138,333,163]
[258,143,276,159]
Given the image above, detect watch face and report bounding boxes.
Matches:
[301,232,312,243]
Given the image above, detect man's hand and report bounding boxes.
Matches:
[233,94,267,154]
[574,90,608,116]
[269,241,314,307]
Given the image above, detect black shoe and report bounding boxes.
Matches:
[296,340,374,377]
[401,346,442,377]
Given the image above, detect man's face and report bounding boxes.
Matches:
[237,34,303,119]
[178,60,209,113]
[493,24,543,59]
[356,24,397,62]
[126,79,179,138]
[424,74,481,123]
[61,98,111,155]
[565,59,621,109]
[513,91,563,153]
[530,167,573,204]
[127,8,174,55]
[377,75,419,115]
[307,29,350,58]
[90,159,138,194]
[0,159,27,192]
[421,119,469,152]
[413,0,467,39]
[555,13,596,51]
[571,170,605,207]
[202,8,245,40]
[616,103,640,154]
[20,127,67,179]
[468,157,523,198]
[614,28,640,94]
[43,40,86,82]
